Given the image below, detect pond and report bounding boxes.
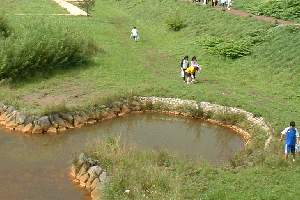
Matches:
[0,113,244,200]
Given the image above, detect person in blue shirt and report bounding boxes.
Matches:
[280,121,299,162]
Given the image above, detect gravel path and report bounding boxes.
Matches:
[52,0,87,16]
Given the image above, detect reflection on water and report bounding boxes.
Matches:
[0,113,244,200]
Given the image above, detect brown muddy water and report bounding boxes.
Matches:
[0,113,244,200]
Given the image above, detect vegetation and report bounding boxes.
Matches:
[86,137,300,200]
[0,16,11,38]
[78,0,96,15]
[166,12,186,31]
[0,0,299,198]
[234,0,300,22]
[0,18,98,80]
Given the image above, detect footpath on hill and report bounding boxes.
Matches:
[186,1,300,27]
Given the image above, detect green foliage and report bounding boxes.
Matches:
[78,0,96,15]
[198,29,269,59]
[0,20,98,80]
[166,12,186,31]
[0,15,11,38]
[235,0,300,21]
[41,101,70,115]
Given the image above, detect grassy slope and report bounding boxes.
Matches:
[89,139,300,200]
[0,0,66,14]
[234,0,300,23]
[1,0,299,199]
[0,0,299,131]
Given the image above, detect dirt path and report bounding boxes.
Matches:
[52,0,87,16]
[188,1,300,27]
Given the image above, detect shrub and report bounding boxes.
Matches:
[198,29,269,59]
[249,0,300,21]
[0,20,98,80]
[0,15,11,38]
[166,12,186,31]
[78,0,96,15]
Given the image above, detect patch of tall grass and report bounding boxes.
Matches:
[0,18,98,80]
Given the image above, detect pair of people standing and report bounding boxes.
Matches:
[180,56,202,84]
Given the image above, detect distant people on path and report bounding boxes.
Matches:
[280,121,299,162]
[130,26,139,42]
[227,0,232,10]
[180,56,189,82]
[220,0,227,10]
[212,0,218,7]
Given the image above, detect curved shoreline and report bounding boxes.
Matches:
[0,96,273,148]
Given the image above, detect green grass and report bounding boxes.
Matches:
[86,138,300,200]
[0,0,298,131]
[234,0,300,23]
[1,0,299,199]
[0,0,67,14]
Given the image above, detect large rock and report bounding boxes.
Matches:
[99,171,107,183]
[21,123,33,133]
[32,124,43,134]
[37,116,51,131]
[91,186,102,200]
[15,112,27,125]
[88,166,102,177]
[77,163,89,179]
[90,178,100,191]
[73,114,87,128]
[59,113,74,124]
[79,173,90,187]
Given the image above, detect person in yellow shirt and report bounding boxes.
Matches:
[185,66,198,84]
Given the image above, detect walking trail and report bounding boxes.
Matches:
[188,1,300,27]
[52,0,87,16]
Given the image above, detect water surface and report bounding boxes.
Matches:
[0,113,244,200]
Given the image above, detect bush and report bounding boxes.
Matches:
[0,20,98,80]
[166,12,186,31]
[249,0,300,21]
[198,29,269,59]
[0,15,11,38]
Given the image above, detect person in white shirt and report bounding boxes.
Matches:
[130,27,139,42]
[227,0,232,10]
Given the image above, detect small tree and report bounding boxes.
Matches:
[78,0,96,15]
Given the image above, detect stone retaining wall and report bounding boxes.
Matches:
[71,153,106,200]
[0,96,273,147]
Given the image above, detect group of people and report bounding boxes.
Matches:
[193,0,232,10]
[180,56,202,84]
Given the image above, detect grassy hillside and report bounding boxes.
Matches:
[0,0,299,131]
[234,0,300,22]
[1,0,299,199]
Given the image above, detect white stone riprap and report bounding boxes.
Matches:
[71,153,106,200]
[52,0,88,16]
[0,96,273,148]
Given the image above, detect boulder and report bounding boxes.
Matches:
[6,121,17,128]
[119,105,131,116]
[74,114,87,128]
[79,173,90,187]
[59,113,74,124]
[37,116,51,131]
[99,171,107,183]
[32,125,43,134]
[88,166,102,178]
[91,186,102,200]
[77,163,89,179]
[21,123,33,133]
[70,164,77,177]
[90,178,100,191]
[47,127,57,134]
[78,153,88,166]
[15,112,27,125]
